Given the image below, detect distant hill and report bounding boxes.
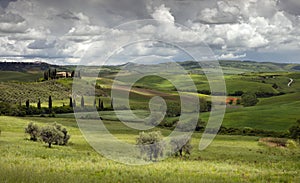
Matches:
[177,60,300,74]
[1,60,300,75]
[0,61,59,72]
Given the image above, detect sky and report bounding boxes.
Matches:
[0,0,300,65]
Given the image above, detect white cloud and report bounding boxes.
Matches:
[0,0,299,64]
[151,4,175,23]
[219,53,247,59]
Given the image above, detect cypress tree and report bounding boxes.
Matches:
[110,98,113,109]
[69,97,73,107]
[26,100,30,109]
[100,101,104,110]
[48,96,52,109]
[98,98,101,109]
[37,98,41,109]
[81,96,84,108]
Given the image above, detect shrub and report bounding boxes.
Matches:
[136,131,165,161]
[52,123,70,145]
[25,122,40,141]
[39,123,70,148]
[286,140,298,149]
[241,92,259,107]
[171,137,192,157]
[40,125,64,148]
[289,120,300,140]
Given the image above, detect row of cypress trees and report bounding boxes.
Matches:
[25,96,110,111]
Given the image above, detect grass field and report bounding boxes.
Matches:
[0,116,299,182]
[0,71,42,82]
[1,60,300,182]
[200,92,300,131]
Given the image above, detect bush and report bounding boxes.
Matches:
[241,92,259,107]
[286,140,298,149]
[25,122,40,141]
[171,137,192,157]
[136,131,165,161]
[52,123,70,145]
[26,122,71,148]
[40,125,64,148]
[289,120,300,140]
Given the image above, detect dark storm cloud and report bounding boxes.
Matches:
[0,0,16,8]
[278,0,300,15]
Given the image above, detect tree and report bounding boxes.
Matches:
[26,100,30,109]
[289,120,300,141]
[171,137,192,157]
[43,71,49,80]
[73,99,76,107]
[100,101,104,110]
[241,92,259,107]
[272,83,279,89]
[25,122,40,141]
[48,96,52,109]
[69,97,73,108]
[195,119,206,131]
[81,96,84,108]
[98,98,101,109]
[37,98,41,109]
[71,71,75,78]
[52,123,70,145]
[110,98,113,109]
[236,99,241,105]
[136,131,165,161]
[40,125,64,148]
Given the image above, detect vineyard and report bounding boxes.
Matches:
[0,81,71,103]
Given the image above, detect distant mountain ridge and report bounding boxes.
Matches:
[1,60,300,73]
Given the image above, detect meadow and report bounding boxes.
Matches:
[0,116,299,182]
[1,61,300,182]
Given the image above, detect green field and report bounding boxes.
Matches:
[0,116,299,182]
[0,71,42,82]
[1,60,300,182]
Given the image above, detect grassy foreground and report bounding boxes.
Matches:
[0,116,299,182]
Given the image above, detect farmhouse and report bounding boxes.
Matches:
[56,71,71,78]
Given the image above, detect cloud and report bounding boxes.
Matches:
[151,4,175,23]
[27,39,56,49]
[218,53,247,59]
[0,11,27,33]
[0,0,299,64]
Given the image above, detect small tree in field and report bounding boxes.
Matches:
[241,92,258,107]
[289,120,300,141]
[69,97,73,107]
[171,137,192,157]
[26,100,30,109]
[37,98,41,109]
[81,96,84,108]
[25,122,40,141]
[40,125,64,148]
[48,96,52,109]
[52,123,70,145]
[136,131,165,161]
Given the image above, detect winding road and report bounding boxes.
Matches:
[288,78,294,87]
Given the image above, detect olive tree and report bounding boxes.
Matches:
[171,137,192,157]
[25,122,40,141]
[136,131,165,161]
[40,125,63,148]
